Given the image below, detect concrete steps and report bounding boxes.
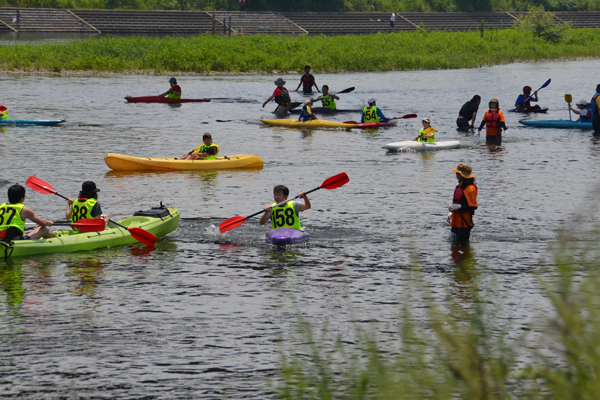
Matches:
[0,8,95,32]
[553,11,600,28]
[210,12,306,35]
[283,12,415,35]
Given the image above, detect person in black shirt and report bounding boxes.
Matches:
[456,95,481,130]
[295,65,320,94]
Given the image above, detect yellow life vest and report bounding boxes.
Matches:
[270,200,302,230]
[1,111,9,119]
[321,95,337,110]
[193,144,220,160]
[71,198,98,222]
[0,203,25,236]
[417,126,436,143]
[363,106,379,123]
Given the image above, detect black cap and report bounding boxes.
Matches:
[203,133,212,139]
[82,181,99,193]
[597,84,600,93]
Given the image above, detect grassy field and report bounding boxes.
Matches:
[1,28,599,75]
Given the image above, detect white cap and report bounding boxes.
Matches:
[367,97,377,104]
[577,99,588,106]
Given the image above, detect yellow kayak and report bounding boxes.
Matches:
[104,153,263,171]
[260,119,358,129]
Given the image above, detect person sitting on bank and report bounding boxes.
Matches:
[295,65,320,94]
[0,105,9,119]
[259,185,311,231]
[570,99,593,123]
[298,100,317,122]
[362,97,389,123]
[457,95,480,130]
[515,86,541,111]
[314,85,339,110]
[66,181,110,225]
[0,184,56,242]
[263,78,291,113]
[180,133,219,160]
[159,77,181,99]
[415,117,436,142]
[477,98,507,145]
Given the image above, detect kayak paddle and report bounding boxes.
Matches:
[290,87,355,110]
[565,93,572,121]
[0,218,105,240]
[219,172,350,233]
[343,113,417,124]
[523,78,551,103]
[25,176,157,247]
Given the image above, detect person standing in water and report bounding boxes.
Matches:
[592,84,600,133]
[477,98,507,145]
[449,163,478,245]
[457,95,480,130]
[263,78,291,113]
[295,65,320,94]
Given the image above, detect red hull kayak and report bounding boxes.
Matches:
[125,96,211,103]
[358,120,398,129]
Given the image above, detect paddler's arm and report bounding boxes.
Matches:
[470,111,477,128]
[259,205,272,225]
[66,198,74,220]
[21,207,53,227]
[313,80,320,93]
[295,80,302,91]
[299,192,311,211]
[262,95,275,108]
[377,108,389,122]
[332,94,340,100]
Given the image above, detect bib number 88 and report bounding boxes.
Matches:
[72,205,88,222]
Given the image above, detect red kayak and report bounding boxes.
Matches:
[125,96,211,103]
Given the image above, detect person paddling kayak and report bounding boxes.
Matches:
[159,77,181,99]
[457,95,480,130]
[515,86,541,111]
[180,133,219,160]
[0,105,9,119]
[66,181,110,225]
[259,185,311,231]
[415,117,436,142]
[592,84,600,133]
[362,97,389,123]
[449,163,478,245]
[477,98,507,145]
[295,65,320,94]
[298,100,317,122]
[313,85,339,110]
[0,184,56,241]
[570,99,593,123]
[263,78,292,113]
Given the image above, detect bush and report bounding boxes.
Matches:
[513,5,571,42]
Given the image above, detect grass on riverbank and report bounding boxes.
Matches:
[1,28,599,75]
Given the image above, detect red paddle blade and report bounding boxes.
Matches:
[320,172,350,190]
[71,218,106,232]
[127,227,157,247]
[26,176,57,195]
[343,120,359,124]
[219,216,249,233]
[0,230,5,239]
[401,114,417,119]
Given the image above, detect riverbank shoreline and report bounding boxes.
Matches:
[1,29,599,75]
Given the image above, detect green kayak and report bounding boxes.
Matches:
[0,207,180,260]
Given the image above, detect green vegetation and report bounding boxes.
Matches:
[1,28,599,75]
[0,0,599,12]
[272,232,600,399]
[514,5,572,42]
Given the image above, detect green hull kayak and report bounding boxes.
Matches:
[1,208,180,260]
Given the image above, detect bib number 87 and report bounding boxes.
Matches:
[271,208,295,228]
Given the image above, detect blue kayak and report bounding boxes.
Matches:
[519,120,593,130]
[265,228,310,246]
[0,119,66,126]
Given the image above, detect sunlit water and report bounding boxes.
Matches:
[1,59,600,398]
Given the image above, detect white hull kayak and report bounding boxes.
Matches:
[385,140,460,151]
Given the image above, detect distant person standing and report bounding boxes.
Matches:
[390,12,396,32]
[592,84,600,133]
[239,0,246,16]
[295,65,320,95]
[457,95,481,130]
[14,10,20,29]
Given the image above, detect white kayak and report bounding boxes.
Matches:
[385,140,460,152]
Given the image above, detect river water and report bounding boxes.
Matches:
[1,59,599,398]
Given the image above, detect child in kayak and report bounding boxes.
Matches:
[159,77,181,99]
[259,185,311,231]
[0,105,9,119]
[449,163,478,245]
[298,100,317,122]
[0,184,56,241]
[515,86,541,111]
[415,117,436,142]
[263,78,291,113]
[362,97,389,123]
[66,181,110,224]
[295,65,320,94]
[313,85,339,110]
[477,98,507,145]
[180,133,219,160]
[570,99,593,122]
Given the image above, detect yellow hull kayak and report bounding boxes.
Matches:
[104,153,263,171]
[260,119,358,129]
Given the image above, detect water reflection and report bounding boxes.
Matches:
[66,259,106,308]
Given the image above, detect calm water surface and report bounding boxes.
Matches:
[1,59,600,398]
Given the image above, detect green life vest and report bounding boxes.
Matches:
[0,203,25,236]
[363,106,379,123]
[1,111,9,119]
[321,95,337,110]
[167,92,181,99]
[270,201,302,230]
[71,198,98,222]
[194,144,220,160]
[417,126,436,143]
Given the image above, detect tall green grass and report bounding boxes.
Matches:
[1,28,599,75]
[272,234,600,399]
